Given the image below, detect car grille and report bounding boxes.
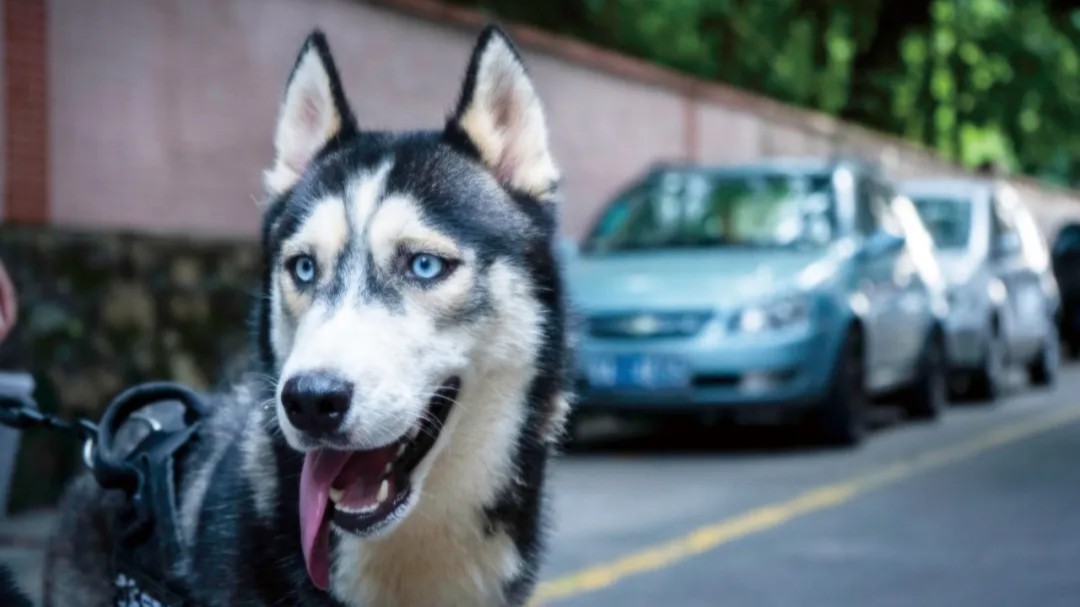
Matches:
[587,311,714,339]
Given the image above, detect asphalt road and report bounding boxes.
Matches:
[3,367,1080,606]
[535,366,1080,607]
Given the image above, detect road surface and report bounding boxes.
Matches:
[536,366,1080,606]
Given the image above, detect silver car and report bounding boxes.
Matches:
[902,179,1059,399]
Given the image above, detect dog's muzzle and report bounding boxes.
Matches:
[297,377,461,590]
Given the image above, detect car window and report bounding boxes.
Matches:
[874,191,903,237]
[856,177,901,237]
[893,196,945,286]
[909,196,973,249]
[586,170,837,252]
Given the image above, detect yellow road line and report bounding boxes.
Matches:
[531,408,1080,605]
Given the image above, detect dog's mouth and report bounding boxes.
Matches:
[299,377,460,591]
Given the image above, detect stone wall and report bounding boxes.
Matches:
[0,226,259,511]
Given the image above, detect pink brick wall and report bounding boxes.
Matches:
[697,106,762,165]
[0,0,5,218]
[45,0,687,238]
[28,0,1080,239]
[4,0,49,225]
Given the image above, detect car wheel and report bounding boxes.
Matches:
[901,332,947,420]
[968,329,1005,401]
[1027,323,1059,387]
[816,329,866,447]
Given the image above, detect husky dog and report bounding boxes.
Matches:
[47,26,569,607]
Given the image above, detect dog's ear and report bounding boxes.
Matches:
[445,27,559,201]
[265,30,357,197]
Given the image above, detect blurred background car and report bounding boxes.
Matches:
[903,179,1060,400]
[567,159,948,446]
[1051,222,1080,358]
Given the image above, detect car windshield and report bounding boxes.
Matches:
[585,170,836,252]
[910,196,973,249]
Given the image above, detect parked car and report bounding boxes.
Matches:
[567,159,948,446]
[1051,222,1080,358]
[901,179,1059,399]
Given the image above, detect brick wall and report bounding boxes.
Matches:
[3,0,48,224]
[3,0,1079,237]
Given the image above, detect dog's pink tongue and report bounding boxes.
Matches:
[300,450,352,591]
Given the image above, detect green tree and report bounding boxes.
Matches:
[452,0,1080,186]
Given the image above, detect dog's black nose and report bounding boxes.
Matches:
[281,372,353,438]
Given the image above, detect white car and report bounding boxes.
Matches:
[901,179,1059,399]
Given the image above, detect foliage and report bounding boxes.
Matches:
[450,0,1080,186]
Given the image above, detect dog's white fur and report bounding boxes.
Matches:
[265,43,344,196]
[457,32,559,200]
[329,261,543,606]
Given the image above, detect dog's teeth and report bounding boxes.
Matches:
[377,479,389,503]
[408,426,421,441]
[384,462,393,476]
[397,443,407,458]
[329,488,344,503]
[337,502,380,515]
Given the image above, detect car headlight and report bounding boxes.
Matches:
[731,294,812,334]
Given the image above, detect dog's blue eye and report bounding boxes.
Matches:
[409,254,445,281]
[291,255,317,284]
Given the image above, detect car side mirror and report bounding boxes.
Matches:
[859,230,905,259]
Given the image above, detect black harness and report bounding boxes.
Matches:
[1,380,207,606]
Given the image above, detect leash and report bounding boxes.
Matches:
[1,378,209,607]
[0,389,99,469]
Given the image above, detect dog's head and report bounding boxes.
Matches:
[256,28,562,590]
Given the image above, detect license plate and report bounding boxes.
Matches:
[585,354,690,390]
